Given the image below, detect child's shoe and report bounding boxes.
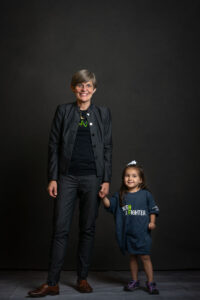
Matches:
[124,280,140,291]
[146,281,159,294]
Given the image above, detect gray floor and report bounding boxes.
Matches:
[0,270,200,300]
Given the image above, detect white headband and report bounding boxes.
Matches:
[127,160,137,166]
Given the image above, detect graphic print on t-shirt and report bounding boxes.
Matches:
[122,204,147,216]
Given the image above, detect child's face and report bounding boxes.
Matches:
[71,81,96,104]
[124,167,142,191]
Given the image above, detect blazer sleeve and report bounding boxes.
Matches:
[48,105,64,181]
[103,107,112,182]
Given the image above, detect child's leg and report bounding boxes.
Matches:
[130,254,139,280]
[139,255,153,282]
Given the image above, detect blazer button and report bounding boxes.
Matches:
[93,145,96,148]
[92,133,95,136]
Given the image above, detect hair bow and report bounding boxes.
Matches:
[127,160,137,166]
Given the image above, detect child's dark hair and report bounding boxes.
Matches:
[119,164,149,207]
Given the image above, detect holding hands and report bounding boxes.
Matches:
[99,182,109,198]
[99,182,110,208]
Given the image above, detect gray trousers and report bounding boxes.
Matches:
[47,174,101,284]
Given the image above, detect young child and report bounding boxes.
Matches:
[99,160,159,294]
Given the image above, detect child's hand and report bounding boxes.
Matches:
[99,190,105,199]
[148,222,156,230]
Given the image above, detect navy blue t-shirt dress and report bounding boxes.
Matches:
[106,189,159,255]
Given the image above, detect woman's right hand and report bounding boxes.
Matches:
[47,180,57,198]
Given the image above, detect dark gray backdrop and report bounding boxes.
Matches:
[1,0,200,270]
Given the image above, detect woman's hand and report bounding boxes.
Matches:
[148,222,156,230]
[99,182,109,198]
[47,180,57,198]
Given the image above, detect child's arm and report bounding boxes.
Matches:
[102,196,110,208]
[148,214,156,230]
[146,191,159,230]
[99,191,119,213]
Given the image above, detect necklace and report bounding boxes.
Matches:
[80,110,86,120]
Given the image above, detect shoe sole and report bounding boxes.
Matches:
[76,288,93,293]
[124,286,140,292]
[149,291,159,295]
[146,288,159,295]
[28,292,59,297]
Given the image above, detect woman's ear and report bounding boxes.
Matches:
[71,85,75,92]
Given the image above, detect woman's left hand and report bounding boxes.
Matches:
[99,182,109,198]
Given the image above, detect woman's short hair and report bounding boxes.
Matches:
[71,69,97,88]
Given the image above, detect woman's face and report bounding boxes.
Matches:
[72,81,96,103]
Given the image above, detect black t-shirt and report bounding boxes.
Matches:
[68,110,96,176]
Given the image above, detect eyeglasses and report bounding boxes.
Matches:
[76,83,93,89]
